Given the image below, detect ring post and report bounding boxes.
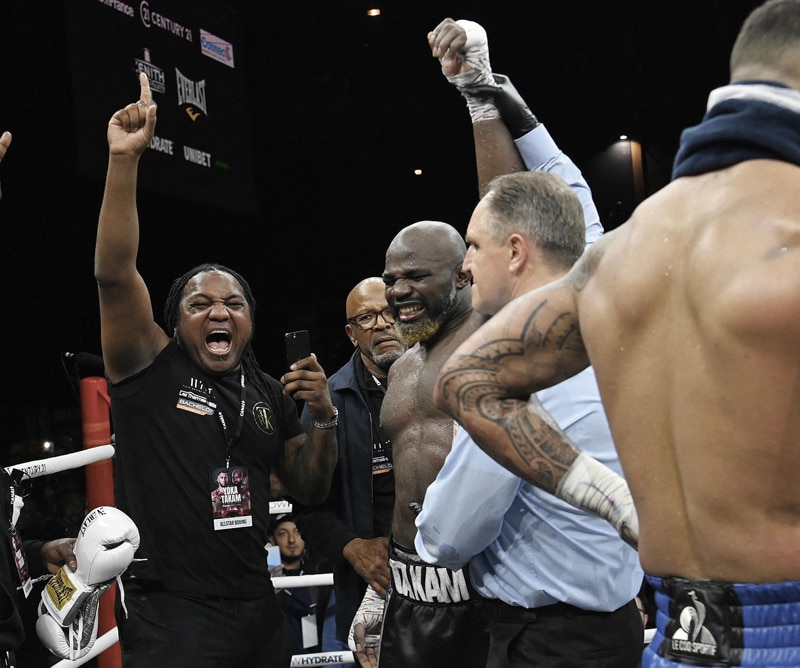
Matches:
[79,376,120,668]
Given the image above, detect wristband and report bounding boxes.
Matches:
[313,406,338,430]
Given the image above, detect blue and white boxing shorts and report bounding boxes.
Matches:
[644,575,800,667]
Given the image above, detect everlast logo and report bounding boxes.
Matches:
[390,559,470,603]
[45,570,77,610]
[80,506,108,537]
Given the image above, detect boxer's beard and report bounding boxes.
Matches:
[395,286,459,347]
[396,318,443,348]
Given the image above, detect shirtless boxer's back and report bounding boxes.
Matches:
[582,158,800,583]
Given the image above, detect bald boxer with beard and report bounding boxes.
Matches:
[348,17,636,667]
[376,220,491,668]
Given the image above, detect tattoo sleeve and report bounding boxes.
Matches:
[436,289,589,492]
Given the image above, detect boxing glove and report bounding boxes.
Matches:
[36,583,109,660]
[348,584,384,652]
[37,506,140,660]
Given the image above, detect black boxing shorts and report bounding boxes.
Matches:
[644,575,800,667]
[377,539,489,668]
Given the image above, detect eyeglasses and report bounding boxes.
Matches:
[347,309,396,331]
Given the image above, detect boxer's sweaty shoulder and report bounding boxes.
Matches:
[580,161,800,581]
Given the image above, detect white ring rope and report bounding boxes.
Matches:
[17,444,654,664]
[272,573,334,589]
[51,626,118,668]
[5,444,115,479]
[50,625,356,667]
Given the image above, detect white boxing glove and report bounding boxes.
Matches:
[36,583,108,660]
[36,506,140,660]
[348,584,384,652]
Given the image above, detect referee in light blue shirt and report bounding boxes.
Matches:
[415,82,644,666]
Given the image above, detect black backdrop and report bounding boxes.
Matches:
[1,0,759,451]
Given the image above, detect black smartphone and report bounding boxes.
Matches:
[284,330,311,368]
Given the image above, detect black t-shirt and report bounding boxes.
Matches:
[110,341,303,598]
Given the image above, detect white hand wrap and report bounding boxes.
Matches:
[447,19,500,123]
[36,506,140,660]
[347,584,384,652]
[556,452,639,544]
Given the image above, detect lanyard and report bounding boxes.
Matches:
[217,373,246,468]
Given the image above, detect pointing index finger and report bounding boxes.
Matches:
[138,72,152,106]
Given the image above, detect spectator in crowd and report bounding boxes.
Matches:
[269,514,334,657]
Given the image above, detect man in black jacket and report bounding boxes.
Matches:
[298,277,404,654]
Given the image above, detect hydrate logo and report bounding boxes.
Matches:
[295,655,348,665]
[199,29,234,68]
[148,135,174,155]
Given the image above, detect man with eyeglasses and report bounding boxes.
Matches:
[297,277,405,660]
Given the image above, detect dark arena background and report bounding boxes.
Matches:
[2,0,758,456]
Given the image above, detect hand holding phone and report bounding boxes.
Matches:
[284,330,311,369]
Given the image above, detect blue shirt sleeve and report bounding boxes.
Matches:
[414,424,521,570]
[515,124,604,246]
